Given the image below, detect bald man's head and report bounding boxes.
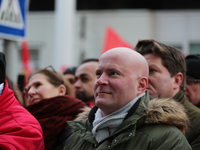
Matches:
[94,47,148,116]
[101,47,149,78]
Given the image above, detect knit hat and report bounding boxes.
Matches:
[185,54,200,79]
[63,67,77,75]
[0,52,6,84]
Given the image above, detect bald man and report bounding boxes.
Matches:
[64,47,191,150]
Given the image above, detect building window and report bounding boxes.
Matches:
[190,43,200,54]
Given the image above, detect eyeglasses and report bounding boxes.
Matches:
[44,65,65,85]
[186,77,200,85]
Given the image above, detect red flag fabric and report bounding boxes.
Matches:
[102,27,134,54]
[60,65,69,74]
[22,40,32,77]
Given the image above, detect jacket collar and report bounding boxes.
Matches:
[173,90,185,103]
[88,93,147,124]
[88,92,149,128]
[67,92,149,145]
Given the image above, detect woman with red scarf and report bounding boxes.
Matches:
[24,66,86,150]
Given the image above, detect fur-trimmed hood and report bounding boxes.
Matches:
[75,98,189,135]
[145,98,189,135]
[75,106,91,121]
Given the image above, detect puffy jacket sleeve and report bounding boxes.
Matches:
[0,93,44,150]
[0,53,44,150]
[0,125,44,150]
[0,107,44,150]
[151,127,192,150]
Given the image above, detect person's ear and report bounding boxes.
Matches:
[137,77,148,95]
[58,85,66,96]
[173,72,183,90]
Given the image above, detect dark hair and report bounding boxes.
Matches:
[185,54,200,79]
[63,67,77,75]
[28,69,71,95]
[81,58,99,64]
[135,39,186,90]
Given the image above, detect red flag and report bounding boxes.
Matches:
[22,40,32,79]
[102,27,134,54]
[60,65,69,74]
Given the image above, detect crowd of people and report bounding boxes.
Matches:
[1,39,200,150]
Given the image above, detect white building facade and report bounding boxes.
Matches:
[2,8,200,82]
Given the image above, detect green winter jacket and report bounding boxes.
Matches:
[64,92,191,150]
[174,91,200,150]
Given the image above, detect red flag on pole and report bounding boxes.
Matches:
[22,40,32,78]
[102,27,134,54]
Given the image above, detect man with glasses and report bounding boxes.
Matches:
[184,54,200,108]
[136,39,200,150]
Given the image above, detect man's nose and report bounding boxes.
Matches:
[74,79,81,88]
[96,73,108,85]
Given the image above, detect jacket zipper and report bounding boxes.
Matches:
[93,124,134,149]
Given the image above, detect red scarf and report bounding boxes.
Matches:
[25,95,86,150]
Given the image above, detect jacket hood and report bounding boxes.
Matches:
[145,98,190,135]
[75,106,91,121]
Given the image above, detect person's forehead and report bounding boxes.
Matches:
[97,55,130,73]
[144,54,163,65]
[100,52,123,63]
[28,74,47,86]
[76,62,98,75]
[97,61,121,70]
[64,74,75,79]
